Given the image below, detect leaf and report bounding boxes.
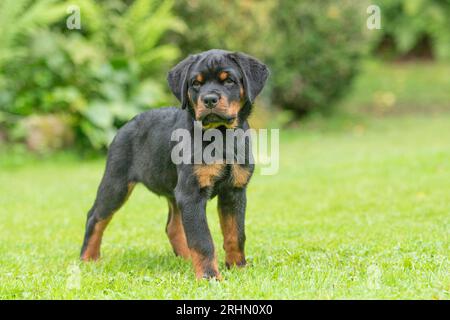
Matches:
[80,120,115,150]
[82,102,114,129]
[0,0,68,68]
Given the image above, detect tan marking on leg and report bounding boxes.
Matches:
[219,211,246,268]
[193,163,225,188]
[231,164,251,188]
[81,182,135,261]
[166,200,190,259]
[81,216,112,261]
[190,249,222,280]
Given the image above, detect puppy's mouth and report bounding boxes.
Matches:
[200,113,236,129]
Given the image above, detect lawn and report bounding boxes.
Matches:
[341,60,450,115]
[0,114,449,299]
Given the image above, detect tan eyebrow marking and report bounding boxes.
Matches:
[195,74,204,82]
[219,71,228,81]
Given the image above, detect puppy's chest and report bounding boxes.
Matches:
[193,163,252,189]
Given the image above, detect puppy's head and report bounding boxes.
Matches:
[167,49,269,129]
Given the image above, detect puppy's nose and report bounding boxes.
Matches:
[202,93,219,109]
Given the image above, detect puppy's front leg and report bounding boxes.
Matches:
[175,176,221,280]
[218,188,247,268]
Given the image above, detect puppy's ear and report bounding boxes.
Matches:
[230,52,269,105]
[167,54,197,109]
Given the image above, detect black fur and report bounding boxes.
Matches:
[80,49,269,279]
[230,52,269,104]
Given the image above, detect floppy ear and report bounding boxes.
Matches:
[230,52,269,105]
[167,54,197,109]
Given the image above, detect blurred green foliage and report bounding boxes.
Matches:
[173,0,368,117]
[373,0,450,60]
[267,0,367,116]
[171,0,273,58]
[0,0,182,151]
[0,0,449,153]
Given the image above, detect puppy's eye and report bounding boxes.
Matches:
[224,78,235,86]
[192,80,202,89]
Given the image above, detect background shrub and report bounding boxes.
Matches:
[174,0,368,118]
[0,0,183,150]
[266,0,368,117]
[372,0,450,60]
[1,0,448,153]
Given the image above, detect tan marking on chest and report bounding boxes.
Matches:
[193,163,225,188]
[231,164,251,188]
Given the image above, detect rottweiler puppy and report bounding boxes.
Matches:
[80,49,269,279]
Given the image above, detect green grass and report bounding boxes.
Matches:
[0,115,449,299]
[341,60,450,115]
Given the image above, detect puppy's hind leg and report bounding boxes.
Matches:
[80,174,135,261]
[165,198,190,259]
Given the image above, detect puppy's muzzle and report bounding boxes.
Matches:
[200,113,236,127]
